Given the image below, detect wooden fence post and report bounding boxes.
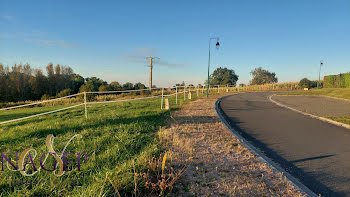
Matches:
[161,88,164,109]
[84,92,88,119]
[176,86,178,104]
[184,86,186,100]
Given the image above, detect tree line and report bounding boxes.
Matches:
[0,63,147,102]
[206,66,278,87]
[0,63,281,102]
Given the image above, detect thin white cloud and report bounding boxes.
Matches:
[0,33,15,39]
[153,59,186,68]
[134,47,157,56]
[25,39,82,48]
[0,15,15,22]
[122,47,186,68]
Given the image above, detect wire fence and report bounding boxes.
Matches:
[0,85,222,126]
[0,82,301,126]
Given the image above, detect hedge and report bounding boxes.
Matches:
[323,72,350,88]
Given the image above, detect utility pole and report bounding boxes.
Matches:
[149,57,153,91]
[147,57,159,93]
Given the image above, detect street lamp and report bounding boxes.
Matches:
[207,37,220,98]
[318,60,323,88]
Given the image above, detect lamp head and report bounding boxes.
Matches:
[215,41,220,49]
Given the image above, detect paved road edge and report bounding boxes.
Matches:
[215,94,317,197]
[269,94,350,130]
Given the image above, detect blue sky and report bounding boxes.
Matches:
[1,0,349,87]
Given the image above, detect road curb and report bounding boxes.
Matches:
[269,94,350,130]
[214,94,317,197]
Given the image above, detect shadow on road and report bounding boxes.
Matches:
[291,155,335,164]
[219,102,346,197]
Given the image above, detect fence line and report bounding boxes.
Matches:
[0,93,83,111]
[0,84,247,126]
[86,95,162,105]
[0,103,84,125]
[86,87,163,94]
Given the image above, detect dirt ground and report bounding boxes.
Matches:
[272,95,350,117]
[162,94,304,197]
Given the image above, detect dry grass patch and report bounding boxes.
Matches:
[162,94,304,196]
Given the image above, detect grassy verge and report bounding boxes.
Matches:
[327,117,350,125]
[278,88,350,100]
[0,91,206,196]
[277,88,350,126]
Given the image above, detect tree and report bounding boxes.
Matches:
[46,63,55,96]
[122,82,134,90]
[134,82,146,90]
[71,74,85,93]
[30,69,49,100]
[299,78,317,89]
[0,64,6,101]
[207,67,239,86]
[85,77,106,91]
[79,81,95,93]
[250,67,278,85]
[0,63,82,102]
[98,85,110,92]
[110,81,121,91]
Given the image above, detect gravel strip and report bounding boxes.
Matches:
[164,94,304,196]
[273,95,350,117]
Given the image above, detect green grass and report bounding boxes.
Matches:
[278,88,350,100]
[327,117,350,125]
[0,92,205,196]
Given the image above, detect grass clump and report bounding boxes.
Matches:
[327,117,350,125]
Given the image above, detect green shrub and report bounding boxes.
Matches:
[41,94,51,100]
[299,78,312,88]
[56,88,72,98]
[323,76,328,88]
[324,72,350,88]
[299,78,319,88]
[345,73,350,88]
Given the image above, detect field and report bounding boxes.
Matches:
[0,91,201,196]
[0,84,308,196]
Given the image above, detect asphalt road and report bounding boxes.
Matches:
[219,92,350,197]
[273,95,350,117]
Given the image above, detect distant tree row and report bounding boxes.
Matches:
[0,63,283,102]
[204,66,278,87]
[0,63,147,102]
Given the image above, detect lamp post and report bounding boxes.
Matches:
[318,60,323,88]
[207,37,220,98]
